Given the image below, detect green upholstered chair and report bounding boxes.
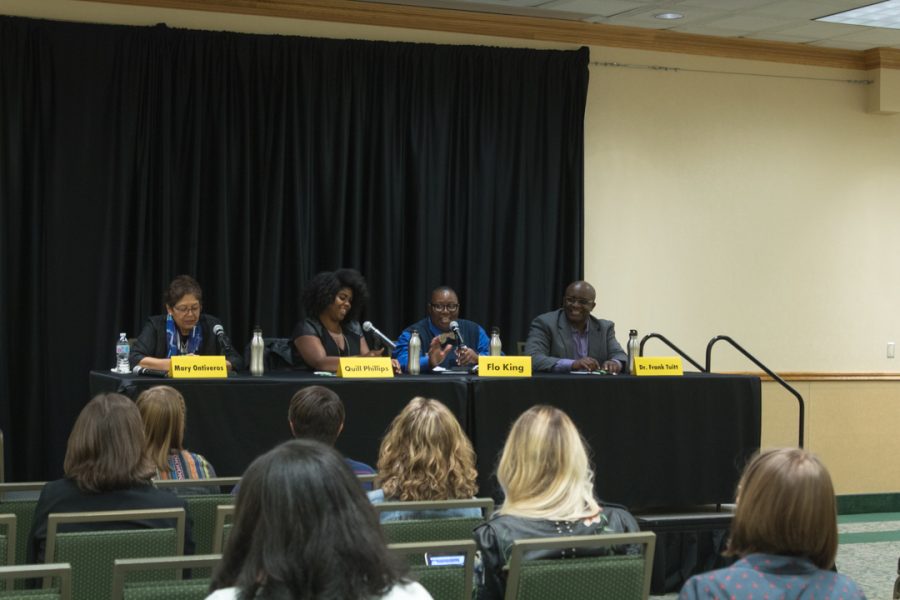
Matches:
[0,515,16,567]
[0,482,46,565]
[181,495,234,555]
[210,506,234,554]
[503,532,656,600]
[152,478,240,494]
[376,498,492,545]
[389,540,476,600]
[45,508,185,600]
[0,563,72,600]
[111,554,222,600]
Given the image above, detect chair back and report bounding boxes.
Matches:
[504,532,656,600]
[0,563,71,600]
[377,498,492,545]
[182,494,235,554]
[390,540,476,600]
[0,482,45,565]
[45,508,185,600]
[111,554,221,600]
[211,505,235,554]
[153,478,240,495]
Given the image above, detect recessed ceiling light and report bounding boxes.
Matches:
[654,12,684,20]
[818,0,900,30]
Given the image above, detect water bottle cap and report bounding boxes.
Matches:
[629,329,638,335]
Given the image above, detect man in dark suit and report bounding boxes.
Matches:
[525,280,628,373]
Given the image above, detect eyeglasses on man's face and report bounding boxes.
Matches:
[564,296,594,307]
[173,303,202,315]
[430,303,459,313]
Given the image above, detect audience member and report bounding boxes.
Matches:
[473,405,639,600]
[27,393,194,563]
[369,397,479,521]
[524,280,627,373]
[207,439,432,599]
[678,447,866,600]
[136,385,217,495]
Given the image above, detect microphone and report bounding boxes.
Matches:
[212,324,234,353]
[449,321,467,349]
[132,365,168,378]
[362,321,397,350]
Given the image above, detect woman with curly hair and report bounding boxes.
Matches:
[368,397,480,522]
[292,269,397,372]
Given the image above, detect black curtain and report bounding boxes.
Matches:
[0,16,588,481]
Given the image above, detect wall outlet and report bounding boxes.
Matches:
[889,342,895,359]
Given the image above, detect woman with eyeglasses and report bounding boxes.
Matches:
[130,275,243,372]
[292,269,399,372]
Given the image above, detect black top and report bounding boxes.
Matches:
[129,313,244,371]
[27,478,195,563]
[290,317,363,370]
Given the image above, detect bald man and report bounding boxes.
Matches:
[524,280,628,373]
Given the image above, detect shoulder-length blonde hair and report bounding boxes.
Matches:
[726,447,838,569]
[64,393,155,492]
[135,386,186,472]
[497,405,599,521]
[376,397,478,501]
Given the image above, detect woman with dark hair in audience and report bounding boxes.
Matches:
[678,448,866,600]
[473,405,639,600]
[369,397,480,522]
[27,393,194,563]
[136,385,217,495]
[207,439,432,600]
[130,274,243,371]
[292,268,398,372]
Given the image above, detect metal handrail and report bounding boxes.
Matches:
[706,335,805,448]
[639,333,706,372]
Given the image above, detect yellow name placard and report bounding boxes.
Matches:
[633,356,684,376]
[170,355,229,379]
[337,357,394,378]
[478,356,532,377]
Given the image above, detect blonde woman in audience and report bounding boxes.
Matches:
[207,439,432,600]
[679,447,866,600]
[369,397,480,521]
[473,404,639,600]
[27,393,193,562]
[136,385,216,494]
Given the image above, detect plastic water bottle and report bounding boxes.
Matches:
[250,327,264,377]
[408,330,421,375]
[490,327,502,356]
[116,332,130,373]
[627,329,639,375]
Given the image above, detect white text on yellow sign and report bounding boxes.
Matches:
[337,357,394,378]
[478,356,532,377]
[633,356,683,376]
[170,355,228,379]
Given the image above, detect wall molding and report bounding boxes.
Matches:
[82,0,884,70]
[729,372,900,381]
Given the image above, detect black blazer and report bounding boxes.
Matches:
[129,313,244,371]
[524,309,627,372]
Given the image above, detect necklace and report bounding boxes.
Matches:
[328,329,347,355]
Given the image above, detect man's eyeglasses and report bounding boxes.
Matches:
[564,296,594,307]
[430,303,459,312]
[173,304,202,315]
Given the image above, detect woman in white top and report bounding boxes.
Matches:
[206,439,432,600]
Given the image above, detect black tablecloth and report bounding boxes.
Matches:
[89,371,760,509]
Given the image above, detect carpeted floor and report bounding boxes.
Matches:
[651,512,900,599]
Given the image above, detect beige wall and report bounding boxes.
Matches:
[5,0,900,492]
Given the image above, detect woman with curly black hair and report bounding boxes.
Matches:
[292,269,395,372]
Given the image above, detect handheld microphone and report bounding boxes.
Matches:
[362,321,397,350]
[449,321,467,349]
[212,324,234,353]
[132,365,168,378]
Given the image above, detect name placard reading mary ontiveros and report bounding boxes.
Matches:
[337,357,394,378]
[169,355,228,379]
